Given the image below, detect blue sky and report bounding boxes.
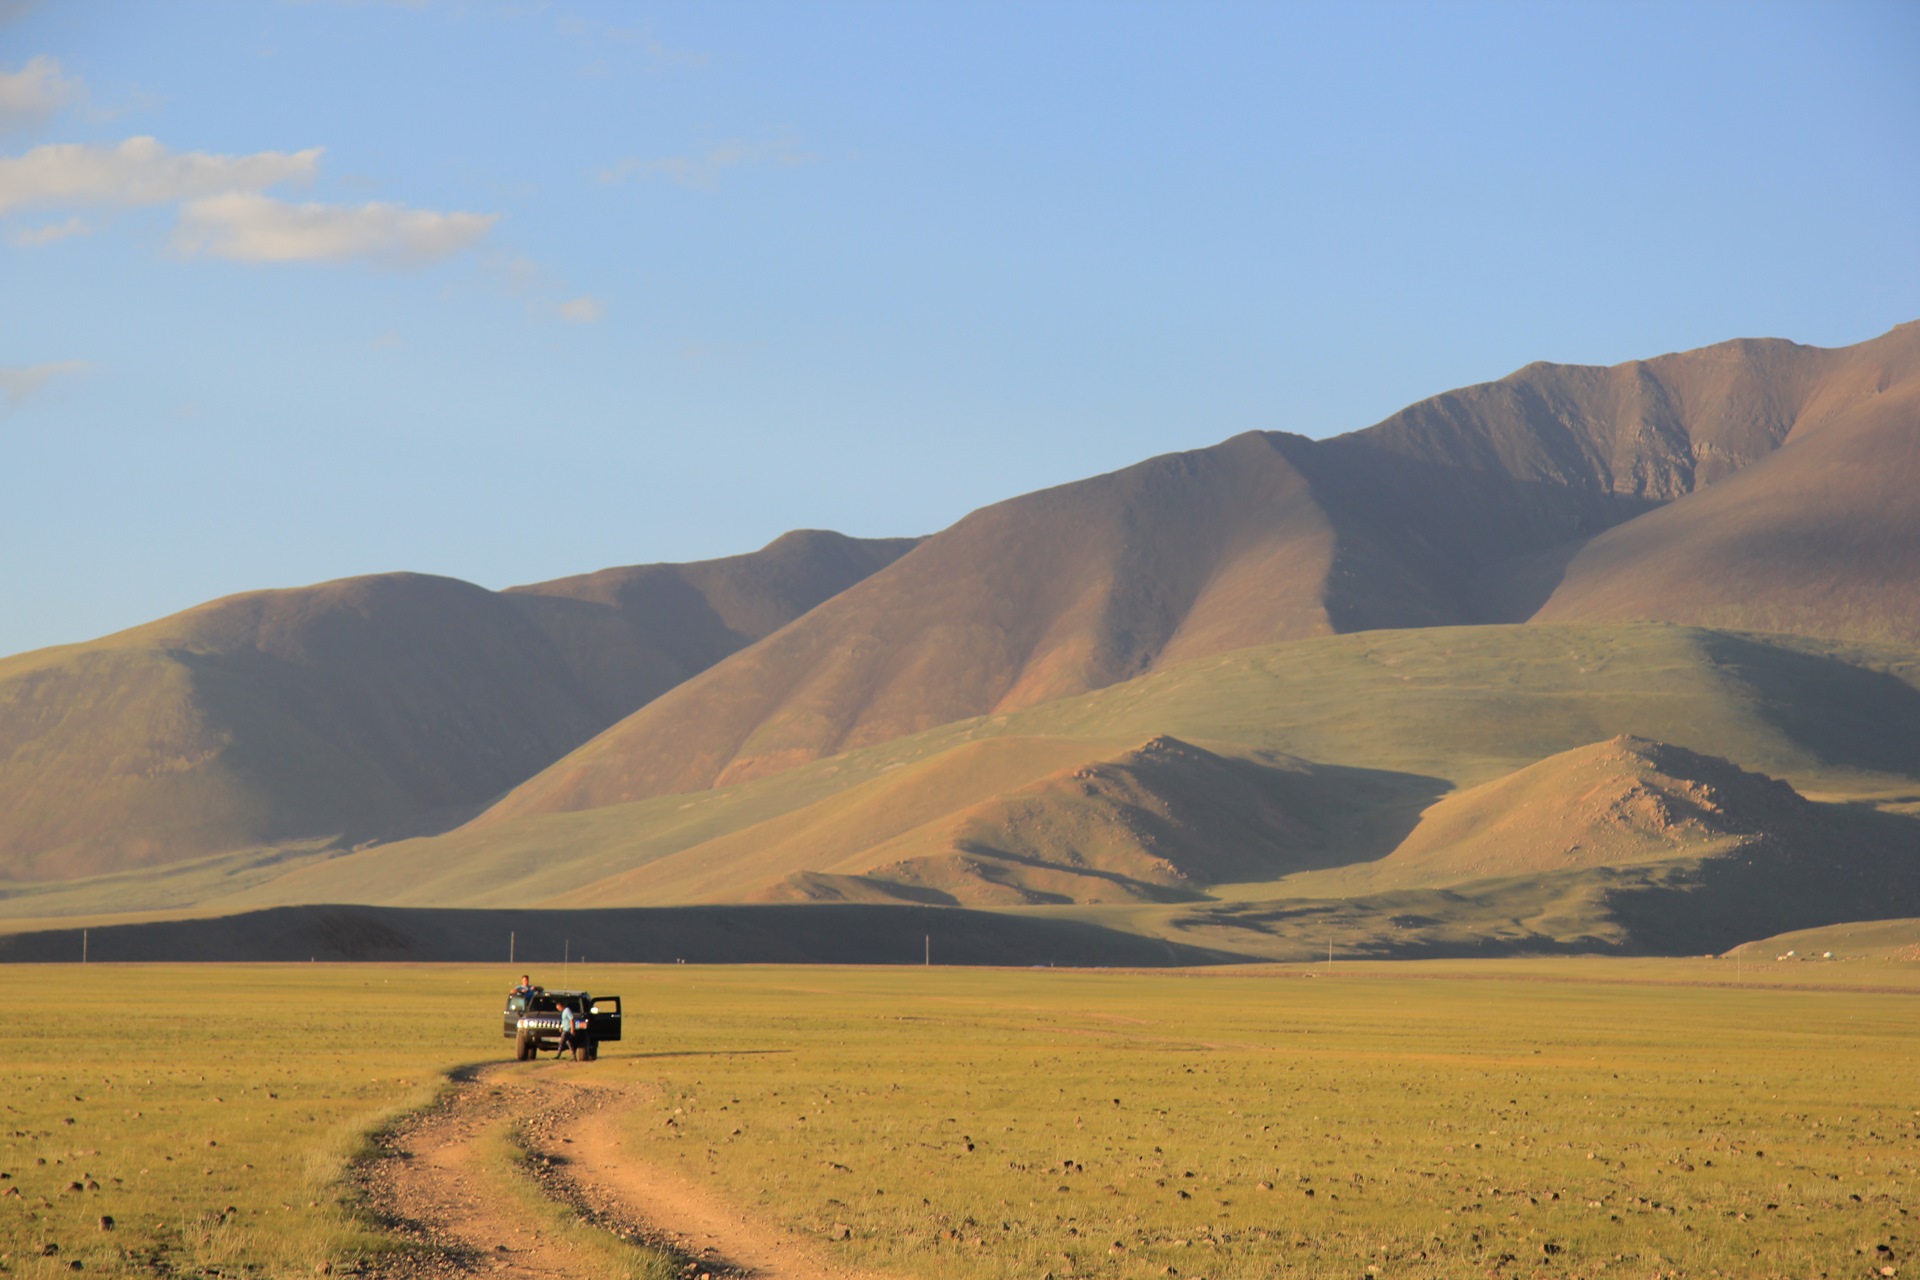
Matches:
[2,1,1916,658]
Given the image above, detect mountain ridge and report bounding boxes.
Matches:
[0,530,918,880]
[480,321,1920,822]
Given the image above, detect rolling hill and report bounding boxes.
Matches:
[482,322,1920,820]
[0,530,915,881]
[1346,734,1814,887]
[180,622,1920,921]
[29,622,1904,960]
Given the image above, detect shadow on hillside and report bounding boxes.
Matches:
[1278,434,1664,632]
[1699,633,1920,780]
[939,844,1213,905]
[0,902,1254,966]
[1465,538,1586,624]
[1168,801,1920,961]
[1236,759,1453,878]
[1604,802,1920,954]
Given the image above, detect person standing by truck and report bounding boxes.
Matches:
[556,1002,581,1060]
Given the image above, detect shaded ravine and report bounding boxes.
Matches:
[359,1061,892,1280]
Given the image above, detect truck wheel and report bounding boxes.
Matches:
[514,1029,532,1061]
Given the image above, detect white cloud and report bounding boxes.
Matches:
[555,294,603,323]
[0,136,320,214]
[171,191,496,266]
[599,134,816,190]
[6,213,88,245]
[0,358,86,414]
[0,55,80,133]
[0,135,497,270]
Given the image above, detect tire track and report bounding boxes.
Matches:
[361,1062,891,1280]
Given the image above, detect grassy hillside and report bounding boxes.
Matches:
[0,531,914,881]
[759,738,1435,908]
[181,623,1920,935]
[488,323,1920,819]
[1734,916,1920,961]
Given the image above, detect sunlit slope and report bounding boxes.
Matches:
[221,623,1920,912]
[485,324,1917,819]
[541,735,1428,910]
[0,531,914,881]
[759,733,1828,908]
[480,432,1346,814]
[1524,323,1920,639]
[757,738,1432,907]
[1340,734,1815,888]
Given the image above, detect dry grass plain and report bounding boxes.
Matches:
[1,958,1915,1279]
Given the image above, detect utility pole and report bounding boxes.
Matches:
[924,934,930,967]
[82,929,88,965]
[509,931,515,965]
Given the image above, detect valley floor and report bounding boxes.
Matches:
[2,958,1914,1279]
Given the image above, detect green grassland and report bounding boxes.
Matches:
[4,960,1917,1279]
[606,960,1920,1280]
[0,966,485,1278]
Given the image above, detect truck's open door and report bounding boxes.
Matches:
[586,995,622,1042]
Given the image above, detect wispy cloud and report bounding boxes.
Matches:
[0,135,501,268]
[0,136,320,214]
[0,55,81,134]
[0,358,87,414]
[599,133,816,190]
[171,192,496,267]
[6,213,87,245]
[480,251,603,324]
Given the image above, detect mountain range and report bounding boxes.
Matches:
[3,321,1916,961]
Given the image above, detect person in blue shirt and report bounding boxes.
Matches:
[557,1003,582,1061]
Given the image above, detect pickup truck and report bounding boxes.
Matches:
[502,987,622,1061]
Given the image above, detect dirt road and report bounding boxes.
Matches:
[361,1061,890,1280]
